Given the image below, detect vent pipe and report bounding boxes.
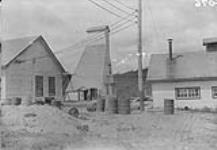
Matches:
[168,38,173,61]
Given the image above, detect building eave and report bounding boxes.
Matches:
[4,36,39,68]
[147,76,217,83]
[3,35,67,74]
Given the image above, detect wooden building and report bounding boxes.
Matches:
[1,35,70,103]
[147,37,217,109]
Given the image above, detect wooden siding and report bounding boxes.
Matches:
[152,80,217,109]
[2,39,63,101]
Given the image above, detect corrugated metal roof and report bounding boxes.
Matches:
[2,36,38,66]
[147,51,217,82]
[68,44,107,91]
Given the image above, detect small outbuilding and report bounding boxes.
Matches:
[65,44,113,101]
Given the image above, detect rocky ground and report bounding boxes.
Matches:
[1,105,217,150]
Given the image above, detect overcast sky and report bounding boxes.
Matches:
[2,0,217,73]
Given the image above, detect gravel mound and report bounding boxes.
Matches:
[2,105,81,135]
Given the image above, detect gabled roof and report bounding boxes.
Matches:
[69,44,107,91]
[2,36,38,66]
[147,51,217,82]
[2,35,66,73]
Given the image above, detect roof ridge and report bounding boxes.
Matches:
[151,50,205,55]
[148,50,217,82]
[3,35,39,41]
[2,35,40,66]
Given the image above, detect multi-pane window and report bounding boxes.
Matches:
[48,77,56,96]
[35,76,43,97]
[212,86,217,98]
[175,87,200,100]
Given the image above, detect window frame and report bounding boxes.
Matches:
[175,87,201,100]
[35,75,44,97]
[48,76,56,97]
[211,86,217,99]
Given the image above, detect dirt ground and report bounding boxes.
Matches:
[1,106,217,150]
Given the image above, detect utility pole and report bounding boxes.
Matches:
[0,43,1,101]
[104,26,113,96]
[137,0,144,111]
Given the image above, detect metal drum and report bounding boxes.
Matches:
[22,96,32,106]
[52,101,62,109]
[2,98,12,105]
[96,97,105,112]
[118,98,130,114]
[105,95,118,114]
[164,99,174,114]
[11,97,22,105]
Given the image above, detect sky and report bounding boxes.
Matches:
[2,0,217,73]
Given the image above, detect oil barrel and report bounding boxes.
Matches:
[105,95,118,114]
[96,97,105,112]
[164,99,174,114]
[118,98,130,114]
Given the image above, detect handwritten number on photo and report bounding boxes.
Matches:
[195,0,217,7]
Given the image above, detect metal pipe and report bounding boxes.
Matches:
[168,38,173,61]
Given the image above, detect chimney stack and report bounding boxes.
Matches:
[168,38,173,61]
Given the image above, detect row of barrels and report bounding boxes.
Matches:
[2,96,62,109]
[97,97,175,115]
[2,97,31,106]
[97,95,130,114]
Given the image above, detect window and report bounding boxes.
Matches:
[35,76,43,97]
[175,87,200,100]
[48,77,56,96]
[212,86,217,98]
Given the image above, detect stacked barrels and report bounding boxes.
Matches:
[118,98,130,114]
[11,97,22,105]
[105,96,130,114]
[105,95,118,114]
[2,98,12,105]
[2,97,22,105]
[164,99,174,114]
[52,101,62,109]
[22,96,32,106]
[96,97,105,112]
[103,95,131,114]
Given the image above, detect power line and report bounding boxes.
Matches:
[63,14,136,49]
[58,9,137,52]
[7,0,137,64]
[110,11,137,27]
[111,22,136,36]
[101,0,133,15]
[13,10,137,63]
[88,0,134,22]
[145,0,161,40]
[13,23,133,74]
[15,21,136,64]
[64,4,135,46]
[85,20,136,42]
[65,31,106,48]
[112,0,136,10]
[88,0,123,18]
[71,15,137,46]
[112,20,136,33]
[88,22,136,42]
